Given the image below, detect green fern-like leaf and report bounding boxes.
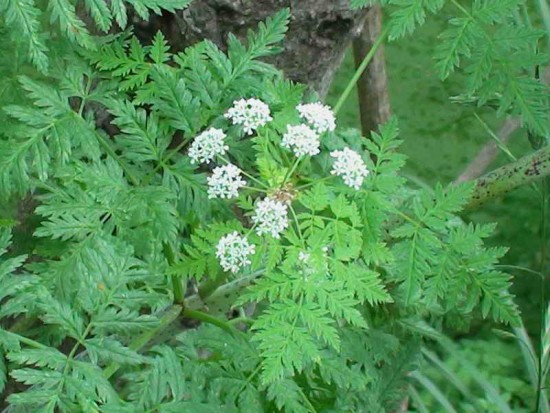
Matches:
[0,0,48,72]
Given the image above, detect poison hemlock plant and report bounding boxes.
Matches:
[0,5,523,413]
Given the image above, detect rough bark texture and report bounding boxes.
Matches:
[133,1,367,98]
[353,4,390,135]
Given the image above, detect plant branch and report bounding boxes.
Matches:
[182,307,241,335]
[465,145,550,210]
[455,117,520,183]
[334,25,390,115]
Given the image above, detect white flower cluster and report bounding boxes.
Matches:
[216,232,256,273]
[281,124,320,157]
[252,197,289,238]
[188,128,228,164]
[207,164,247,199]
[330,148,369,190]
[297,102,336,134]
[225,98,273,135]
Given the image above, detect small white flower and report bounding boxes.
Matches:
[225,98,272,135]
[216,232,256,273]
[252,197,289,239]
[281,124,320,157]
[188,128,228,164]
[207,164,247,199]
[330,148,369,190]
[297,102,336,134]
[298,251,310,263]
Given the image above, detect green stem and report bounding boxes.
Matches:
[296,175,335,190]
[282,156,303,186]
[94,131,139,187]
[333,25,390,115]
[244,185,268,193]
[228,316,254,326]
[185,270,264,311]
[289,205,306,249]
[142,137,192,187]
[450,0,472,18]
[103,305,182,379]
[536,176,549,412]
[1,329,48,350]
[163,242,185,304]
[473,113,517,162]
[182,308,240,334]
[465,145,550,209]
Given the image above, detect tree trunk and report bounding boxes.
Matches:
[133,1,367,99]
[353,4,391,135]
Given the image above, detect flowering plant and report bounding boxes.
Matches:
[0,6,523,413]
[197,97,366,273]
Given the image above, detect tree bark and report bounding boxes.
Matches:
[133,1,368,99]
[353,4,391,135]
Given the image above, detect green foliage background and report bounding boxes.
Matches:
[0,0,548,411]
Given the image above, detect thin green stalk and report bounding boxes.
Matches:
[94,131,139,187]
[56,324,93,396]
[228,316,254,326]
[185,270,264,311]
[142,137,192,187]
[244,185,268,193]
[334,25,390,115]
[450,0,474,19]
[495,265,543,278]
[235,364,262,398]
[297,385,318,413]
[163,242,185,304]
[183,308,241,335]
[296,175,334,190]
[473,113,517,162]
[536,176,549,412]
[282,156,303,186]
[2,329,49,350]
[289,205,306,249]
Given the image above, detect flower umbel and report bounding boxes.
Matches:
[225,98,272,135]
[216,232,256,273]
[297,102,336,134]
[207,164,247,199]
[252,197,289,239]
[281,124,320,157]
[188,128,228,164]
[330,148,369,190]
